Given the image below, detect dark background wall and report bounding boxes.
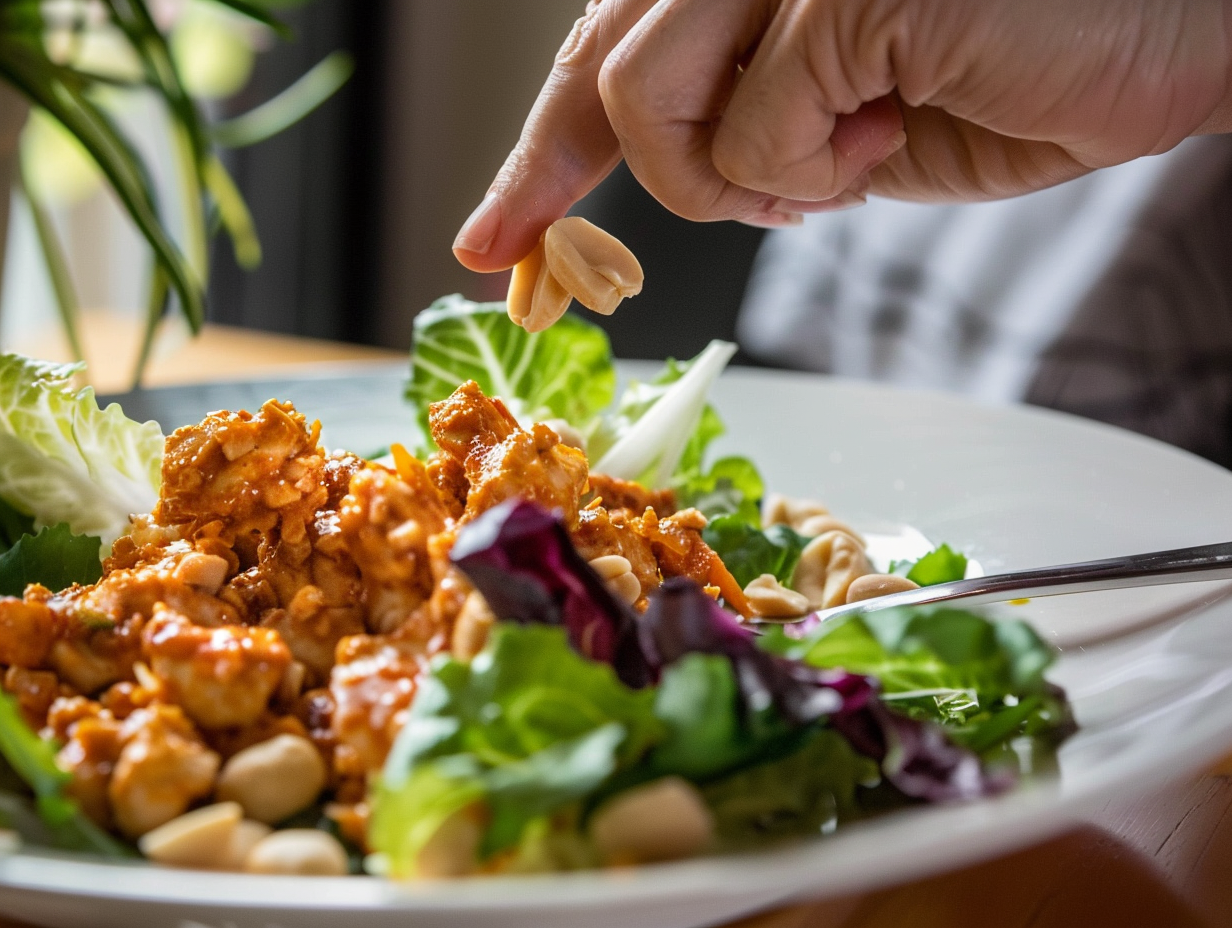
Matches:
[205,2,765,360]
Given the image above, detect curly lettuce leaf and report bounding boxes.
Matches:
[0,523,103,597]
[0,355,163,550]
[405,296,616,448]
[763,607,1073,769]
[372,624,664,875]
[702,728,877,844]
[701,515,811,589]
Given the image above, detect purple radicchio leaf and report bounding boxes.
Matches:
[449,499,653,687]
[640,578,1011,801]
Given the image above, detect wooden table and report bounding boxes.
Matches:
[5,318,1232,928]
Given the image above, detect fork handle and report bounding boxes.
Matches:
[772,540,1232,627]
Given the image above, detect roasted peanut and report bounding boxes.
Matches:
[607,570,642,605]
[172,552,230,594]
[543,216,643,316]
[451,591,496,661]
[845,573,920,603]
[243,829,349,876]
[416,805,483,878]
[793,530,874,610]
[743,574,811,618]
[589,777,714,864]
[138,802,242,869]
[796,515,865,545]
[215,734,327,825]
[588,554,633,580]
[216,819,273,872]
[507,233,572,333]
[762,493,830,531]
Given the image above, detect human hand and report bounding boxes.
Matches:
[454,0,1232,273]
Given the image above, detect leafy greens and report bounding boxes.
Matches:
[405,297,764,517]
[0,354,163,550]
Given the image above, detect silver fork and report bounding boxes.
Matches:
[752,540,1232,631]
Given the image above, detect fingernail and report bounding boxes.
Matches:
[772,189,866,214]
[453,193,501,255]
[744,212,804,229]
[862,130,906,173]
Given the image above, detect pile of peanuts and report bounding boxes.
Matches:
[137,734,348,875]
[742,494,921,619]
[507,217,644,332]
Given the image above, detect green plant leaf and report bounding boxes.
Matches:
[17,160,85,364]
[212,50,354,149]
[206,0,293,38]
[0,40,205,331]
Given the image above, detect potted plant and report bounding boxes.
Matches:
[0,0,350,384]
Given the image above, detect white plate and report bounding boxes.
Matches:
[5,364,1232,928]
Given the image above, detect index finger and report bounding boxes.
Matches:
[453,0,657,273]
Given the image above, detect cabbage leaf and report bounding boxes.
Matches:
[0,355,163,550]
[405,296,616,448]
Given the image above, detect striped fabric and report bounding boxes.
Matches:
[737,136,1232,469]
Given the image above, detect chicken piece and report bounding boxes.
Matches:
[48,619,146,696]
[572,505,661,604]
[3,666,66,730]
[156,400,330,569]
[586,474,676,518]
[338,460,451,635]
[56,547,240,630]
[107,704,219,838]
[55,706,124,829]
[328,635,426,777]
[426,452,468,521]
[428,381,590,528]
[142,606,291,730]
[0,596,62,668]
[639,508,753,617]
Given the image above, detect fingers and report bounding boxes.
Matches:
[599,0,803,225]
[713,1,905,201]
[453,0,656,273]
[598,0,905,224]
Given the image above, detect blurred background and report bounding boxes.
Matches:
[0,0,762,365]
[2,0,1229,469]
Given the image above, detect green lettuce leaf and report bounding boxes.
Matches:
[0,523,103,597]
[405,296,616,448]
[371,624,664,874]
[701,728,878,844]
[763,607,1072,769]
[0,689,133,857]
[891,543,969,585]
[646,653,792,783]
[701,515,811,589]
[0,355,163,550]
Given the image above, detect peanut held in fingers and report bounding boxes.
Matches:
[506,218,643,332]
[544,216,643,315]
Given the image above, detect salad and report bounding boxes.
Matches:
[0,298,1073,878]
